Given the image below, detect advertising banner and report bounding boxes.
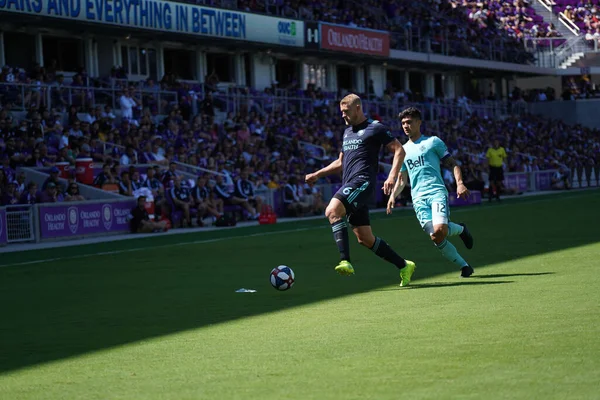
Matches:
[535,170,554,191]
[0,208,7,245]
[38,200,135,240]
[504,173,529,193]
[320,23,390,56]
[448,191,482,206]
[305,21,320,49]
[0,0,304,47]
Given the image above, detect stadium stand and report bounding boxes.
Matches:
[0,0,598,230]
[1,77,598,217]
[554,0,600,42]
[188,0,562,62]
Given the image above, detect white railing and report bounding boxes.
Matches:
[537,0,553,12]
[171,161,228,178]
[99,142,227,179]
[3,205,35,243]
[456,137,482,145]
[20,167,122,200]
[515,152,537,160]
[0,82,178,114]
[536,0,580,35]
[559,13,581,36]
[555,36,588,67]
[202,93,518,126]
[524,37,570,54]
[276,135,329,161]
[528,35,590,68]
[389,27,535,64]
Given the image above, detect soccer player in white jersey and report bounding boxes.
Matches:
[387,107,475,278]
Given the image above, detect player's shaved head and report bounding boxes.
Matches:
[340,93,362,107]
[339,94,365,126]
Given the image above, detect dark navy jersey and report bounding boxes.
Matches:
[131,180,143,191]
[341,119,394,185]
[235,179,255,198]
[193,185,210,201]
[170,186,191,202]
[144,177,163,191]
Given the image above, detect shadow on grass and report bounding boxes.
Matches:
[0,191,597,375]
[408,280,514,289]
[375,280,514,291]
[472,272,555,279]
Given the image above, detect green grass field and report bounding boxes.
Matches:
[1,190,599,399]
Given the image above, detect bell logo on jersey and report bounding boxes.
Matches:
[406,155,426,170]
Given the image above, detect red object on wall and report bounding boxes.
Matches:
[259,205,277,225]
[75,158,94,185]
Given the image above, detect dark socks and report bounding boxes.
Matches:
[371,237,407,269]
[331,220,350,261]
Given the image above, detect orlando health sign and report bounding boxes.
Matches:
[39,199,135,239]
[0,0,304,47]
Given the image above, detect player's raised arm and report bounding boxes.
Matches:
[305,152,343,184]
[382,140,406,195]
[442,155,470,200]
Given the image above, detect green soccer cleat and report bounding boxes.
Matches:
[400,260,417,287]
[334,260,355,276]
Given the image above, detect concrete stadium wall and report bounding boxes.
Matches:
[19,168,122,200]
[512,76,562,94]
[527,99,600,129]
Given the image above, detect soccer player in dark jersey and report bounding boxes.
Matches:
[305,94,417,286]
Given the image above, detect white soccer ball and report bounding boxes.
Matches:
[270,265,295,291]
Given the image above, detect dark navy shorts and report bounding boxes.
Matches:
[489,166,504,182]
[333,177,373,227]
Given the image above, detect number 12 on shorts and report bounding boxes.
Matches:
[432,201,448,225]
[435,203,446,213]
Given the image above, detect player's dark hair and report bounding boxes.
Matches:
[398,107,422,121]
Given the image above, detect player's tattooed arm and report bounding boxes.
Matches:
[442,156,463,185]
[442,156,471,199]
[441,155,458,171]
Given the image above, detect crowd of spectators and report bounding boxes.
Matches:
[434,113,599,193]
[1,52,599,224]
[189,0,560,63]
[552,0,600,47]
[0,64,185,115]
[0,1,597,230]
[1,76,598,211]
[0,164,86,206]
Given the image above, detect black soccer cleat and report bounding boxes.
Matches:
[459,223,474,250]
[460,265,474,278]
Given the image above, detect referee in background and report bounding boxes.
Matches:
[485,139,507,202]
